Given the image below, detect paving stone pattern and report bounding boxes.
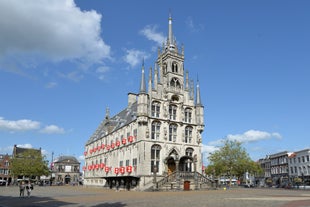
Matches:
[1,186,310,207]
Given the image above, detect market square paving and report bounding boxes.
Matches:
[1,186,310,207]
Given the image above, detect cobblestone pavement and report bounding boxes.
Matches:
[1,186,310,207]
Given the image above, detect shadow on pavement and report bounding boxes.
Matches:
[0,195,75,207]
[91,202,127,207]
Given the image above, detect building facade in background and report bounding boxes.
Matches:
[84,15,206,191]
[0,154,11,185]
[51,155,80,185]
[258,149,310,187]
[289,149,310,185]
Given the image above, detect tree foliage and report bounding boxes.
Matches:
[10,149,49,179]
[206,140,262,179]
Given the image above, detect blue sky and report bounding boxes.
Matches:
[0,0,309,166]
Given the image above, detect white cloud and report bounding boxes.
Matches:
[203,130,281,164]
[0,117,66,135]
[0,117,40,131]
[78,155,85,162]
[139,25,166,45]
[226,130,282,143]
[58,71,84,82]
[185,16,204,33]
[123,49,149,68]
[17,144,33,149]
[0,0,111,71]
[202,144,219,155]
[45,82,58,89]
[96,65,110,80]
[202,144,219,165]
[40,125,65,134]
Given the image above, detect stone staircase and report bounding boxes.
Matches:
[146,171,215,191]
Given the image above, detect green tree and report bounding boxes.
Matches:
[10,149,49,180]
[206,140,262,183]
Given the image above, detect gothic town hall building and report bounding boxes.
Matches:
[84,16,210,191]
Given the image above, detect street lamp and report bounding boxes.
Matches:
[153,165,158,190]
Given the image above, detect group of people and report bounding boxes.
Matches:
[19,181,34,198]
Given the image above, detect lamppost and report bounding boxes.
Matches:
[153,165,158,191]
[175,154,181,190]
[50,152,54,186]
[194,154,198,190]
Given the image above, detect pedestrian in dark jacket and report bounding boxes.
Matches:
[19,181,25,197]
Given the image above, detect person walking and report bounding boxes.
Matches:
[19,181,25,197]
[25,182,33,197]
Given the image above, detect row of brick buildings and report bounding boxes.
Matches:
[0,145,80,185]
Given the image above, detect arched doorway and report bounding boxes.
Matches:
[179,156,194,172]
[64,175,71,184]
[167,157,176,175]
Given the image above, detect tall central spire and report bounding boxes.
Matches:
[139,59,146,93]
[168,14,173,45]
[167,13,175,51]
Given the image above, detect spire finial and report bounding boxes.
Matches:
[140,59,146,93]
[167,12,175,51]
[196,76,202,106]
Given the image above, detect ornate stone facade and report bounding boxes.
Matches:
[84,15,205,190]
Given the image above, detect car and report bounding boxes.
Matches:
[0,180,7,186]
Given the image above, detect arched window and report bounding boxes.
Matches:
[172,62,178,73]
[151,101,160,118]
[151,121,161,140]
[169,124,177,142]
[185,127,193,143]
[184,108,192,123]
[151,145,161,173]
[170,77,181,89]
[169,105,177,120]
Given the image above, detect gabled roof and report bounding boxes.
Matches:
[86,102,137,144]
[54,156,79,164]
[13,146,41,158]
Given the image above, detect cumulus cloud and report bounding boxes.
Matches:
[203,129,281,165]
[139,25,166,45]
[0,0,110,72]
[0,117,65,134]
[123,49,149,68]
[40,125,65,134]
[0,117,40,131]
[226,130,282,143]
[17,144,34,149]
